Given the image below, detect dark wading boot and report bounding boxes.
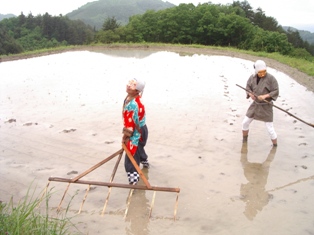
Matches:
[242,130,249,143]
[272,138,277,147]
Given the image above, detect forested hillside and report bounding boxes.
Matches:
[95,2,314,58]
[66,0,175,30]
[0,0,313,61]
[283,26,314,45]
[0,13,94,55]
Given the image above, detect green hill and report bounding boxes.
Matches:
[283,26,314,45]
[66,0,175,30]
[0,14,15,21]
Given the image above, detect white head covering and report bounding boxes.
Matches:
[254,60,267,73]
[134,78,145,92]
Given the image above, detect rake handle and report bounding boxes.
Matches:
[122,143,152,189]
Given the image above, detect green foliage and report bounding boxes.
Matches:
[289,48,313,61]
[99,1,310,59]
[102,17,121,31]
[283,26,314,45]
[1,0,313,61]
[252,8,282,32]
[232,0,254,21]
[300,30,314,45]
[0,186,78,235]
[0,23,23,55]
[0,12,95,55]
[95,30,120,43]
[250,28,293,54]
[119,3,255,47]
[286,28,306,48]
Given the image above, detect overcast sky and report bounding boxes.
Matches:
[0,0,313,32]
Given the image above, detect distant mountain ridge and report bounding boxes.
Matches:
[66,0,175,30]
[283,26,314,45]
[0,14,15,21]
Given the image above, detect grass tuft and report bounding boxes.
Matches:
[0,185,80,235]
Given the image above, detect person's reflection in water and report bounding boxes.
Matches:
[125,168,150,235]
[240,143,277,220]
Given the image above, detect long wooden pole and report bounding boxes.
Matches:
[48,177,180,193]
[236,84,314,128]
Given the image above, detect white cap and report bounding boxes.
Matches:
[134,78,145,92]
[254,60,267,73]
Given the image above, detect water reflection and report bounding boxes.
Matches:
[240,143,277,220]
[125,168,150,235]
[90,48,157,59]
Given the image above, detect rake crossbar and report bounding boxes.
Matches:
[48,145,181,219]
[48,177,180,193]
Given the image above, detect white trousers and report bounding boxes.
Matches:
[242,116,277,140]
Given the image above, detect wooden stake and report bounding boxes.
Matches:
[174,192,180,221]
[101,150,124,216]
[57,182,70,212]
[124,188,134,219]
[149,191,156,218]
[78,185,91,214]
[101,187,112,216]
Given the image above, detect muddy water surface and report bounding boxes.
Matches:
[0,50,313,235]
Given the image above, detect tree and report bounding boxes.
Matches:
[102,17,120,31]
[286,28,305,48]
[232,0,254,21]
[252,8,281,32]
[250,28,292,54]
[0,24,23,55]
[95,30,120,43]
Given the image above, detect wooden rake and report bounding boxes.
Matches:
[47,144,181,220]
